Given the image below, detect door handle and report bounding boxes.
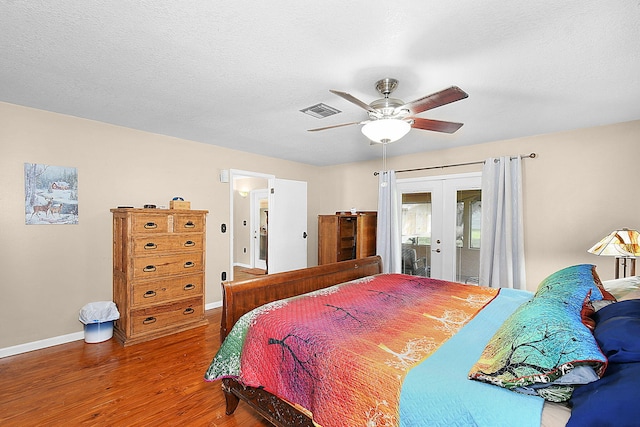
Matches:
[432,248,441,253]
[302,232,307,239]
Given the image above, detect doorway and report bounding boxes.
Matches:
[397,173,481,283]
[230,170,272,281]
[229,170,308,281]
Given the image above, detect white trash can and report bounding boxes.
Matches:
[79,301,120,343]
[83,321,115,343]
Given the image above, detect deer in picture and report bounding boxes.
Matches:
[48,203,63,217]
[30,198,52,219]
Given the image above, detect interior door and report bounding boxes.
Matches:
[251,189,268,270]
[397,173,481,282]
[267,178,308,274]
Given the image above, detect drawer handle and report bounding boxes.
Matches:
[144,222,158,229]
[144,242,157,250]
[184,283,195,291]
[143,290,156,298]
[143,317,157,324]
[143,265,157,272]
[183,308,195,315]
[183,221,195,228]
[184,261,195,268]
[183,240,195,247]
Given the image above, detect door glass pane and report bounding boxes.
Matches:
[401,193,430,277]
[470,200,482,249]
[455,190,481,284]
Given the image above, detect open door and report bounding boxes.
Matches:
[251,189,268,270]
[267,178,307,273]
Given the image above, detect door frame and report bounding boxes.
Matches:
[229,169,274,281]
[397,172,481,281]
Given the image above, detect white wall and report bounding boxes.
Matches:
[2,100,639,351]
[324,120,640,289]
[0,102,321,349]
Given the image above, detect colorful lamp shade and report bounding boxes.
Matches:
[588,228,640,278]
[588,228,640,257]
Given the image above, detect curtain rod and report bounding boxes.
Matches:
[373,152,537,176]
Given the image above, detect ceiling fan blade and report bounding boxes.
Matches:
[329,90,378,114]
[307,121,363,132]
[398,86,469,115]
[410,117,464,134]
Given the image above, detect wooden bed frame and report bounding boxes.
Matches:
[219,256,383,426]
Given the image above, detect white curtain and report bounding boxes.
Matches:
[479,156,526,289]
[376,170,401,274]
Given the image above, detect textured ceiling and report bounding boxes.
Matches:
[1,1,639,166]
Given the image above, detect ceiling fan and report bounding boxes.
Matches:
[308,78,468,144]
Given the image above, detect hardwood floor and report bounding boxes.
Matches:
[233,266,266,282]
[0,308,271,427]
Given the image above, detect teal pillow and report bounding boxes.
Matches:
[534,264,609,302]
[468,265,607,402]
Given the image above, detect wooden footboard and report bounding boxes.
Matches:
[218,256,383,425]
[220,255,383,342]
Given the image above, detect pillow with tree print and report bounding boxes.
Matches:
[468,264,607,402]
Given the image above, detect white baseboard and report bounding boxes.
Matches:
[1,300,223,359]
[205,300,222,310]
[0,331,85,359]
[233,262,251,269]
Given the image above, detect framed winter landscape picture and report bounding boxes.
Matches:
[24,163,79,225]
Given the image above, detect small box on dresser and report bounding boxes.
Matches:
[111,208,208,346]
[169,200,191,210]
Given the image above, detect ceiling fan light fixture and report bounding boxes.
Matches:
[361,119,411,144]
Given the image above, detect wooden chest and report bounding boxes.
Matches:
[111,208,208,345]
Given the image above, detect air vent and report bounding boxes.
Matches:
[300,103,341,119]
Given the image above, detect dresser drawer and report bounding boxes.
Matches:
[132,234,204,256]
[131,214,169,234]
[131,274,203,307]
[132,253,204,279]
[173,213,205,233]
[130,297,203,335]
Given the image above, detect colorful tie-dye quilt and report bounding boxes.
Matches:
[206,274,511,426]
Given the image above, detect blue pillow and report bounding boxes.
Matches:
[567,362,640,427]
[593,299,640,323]
[593,300,640,363]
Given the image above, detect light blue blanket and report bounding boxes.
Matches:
[400,289,544,427]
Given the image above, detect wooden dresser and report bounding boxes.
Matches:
[318,211,377,265]
[111,208,208,346]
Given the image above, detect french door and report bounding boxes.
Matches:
[397,173,481,283]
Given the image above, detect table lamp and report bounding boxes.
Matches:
[588,228,640,278]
